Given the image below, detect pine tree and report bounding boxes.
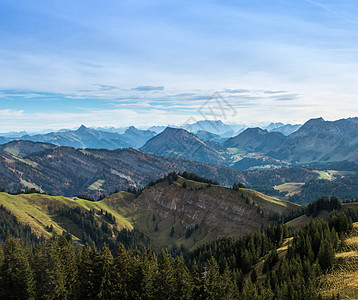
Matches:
[174,256,194,299]
[98,245,114,300]
[0,236,34,299]
[220,265,239,299]
[190,261,204,300]
[155,249,176,299]
[76,244,97,299]
[139,248,157,300]
[318,240,335,272]
[170,226,175,238]
[58,236,78,299]
[203,256,222,300]
[111,243,136,299]
[240,278,259,300]
[32,239,66,299]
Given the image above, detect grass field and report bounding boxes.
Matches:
[88,179,105,191]
[314,170,335,180]
[241,188,302,213]
[319,222,358,299]
[274,182,304,196]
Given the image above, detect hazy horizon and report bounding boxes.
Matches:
[0,116,348,135]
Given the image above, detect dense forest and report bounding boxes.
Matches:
[289,176,358,204]
[0,211,352,299]
[251,176,358,205]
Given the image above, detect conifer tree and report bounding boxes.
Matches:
[76,244,96,299]
[318,240,335,272]
[190,261,204,300]
[174,256,194,299]
[155,249,176,299]
[111,243,135,299]
[0,236,34,299]
[220,265,239,299]
[139,248,157,300]
[32,239,66,299]
[98,245,114,300]
[58,236,78,299]
[203,256,222,300]
[240,277,259,300]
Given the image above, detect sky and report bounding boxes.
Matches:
[1,0,358,132]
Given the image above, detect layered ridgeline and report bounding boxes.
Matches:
[2,117,358,168]
[0,141,251,197]
[142,117,358,168]
[0,140,322,198]
[0,125,156,149]
[0,173,301,251]
[226,117,358,164]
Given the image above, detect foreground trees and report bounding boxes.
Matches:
[0,213,352,299]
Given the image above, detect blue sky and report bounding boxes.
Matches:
[1,0,358,131]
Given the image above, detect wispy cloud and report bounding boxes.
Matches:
[132,86,164,92]
[263,90,287,94]
[224,89,251,94]
[95,84,118,91]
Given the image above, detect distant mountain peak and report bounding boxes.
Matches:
[141,127,223,164]
[296,117,325,133]
[196,119,224,125]
[243,127,268,135]
[76,125,90,132]
[307,117,324,123]
[124,126,139,133]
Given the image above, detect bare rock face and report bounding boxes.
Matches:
[134,180,299,238]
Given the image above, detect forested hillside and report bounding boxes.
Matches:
[0,213,353,299]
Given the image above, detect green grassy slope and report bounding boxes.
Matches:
[0,192,132,240]
[319,222,358,299]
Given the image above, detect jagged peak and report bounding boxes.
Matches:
[76,124,90,132]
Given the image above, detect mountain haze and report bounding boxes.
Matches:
[0,125,156,150]
[271,117,358,163]
[224,127,286,153]
[141,127,224,164]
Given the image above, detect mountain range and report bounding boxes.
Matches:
[0,125,156,150]
[264,122,301,135]
[141,117,358,169]
[0,120,300,151]
[1,117,358,172]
